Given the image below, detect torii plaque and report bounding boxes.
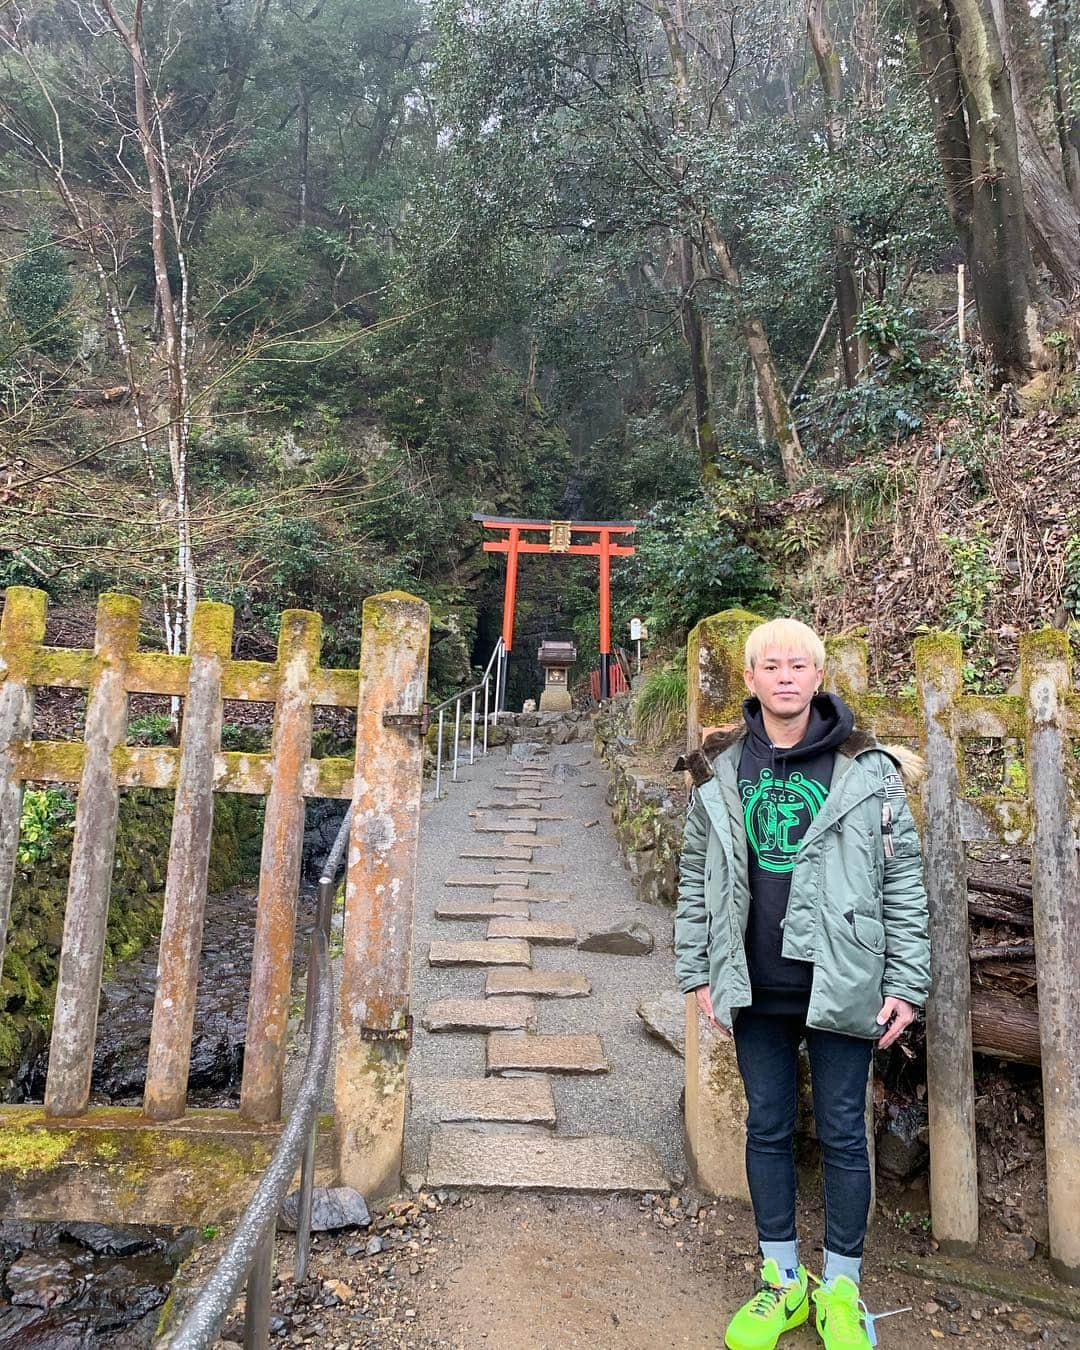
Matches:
[474,514,637,702]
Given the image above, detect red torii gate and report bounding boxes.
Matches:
[474,515,636,702]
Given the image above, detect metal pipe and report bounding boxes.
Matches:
[493,647,502,726]
[452,698,461,782]
[293,1111,317,1284]
[435,708,444,799]
[243,1227,274,1350]
[166,928,334,1350]
[469,689,477,765]
[483,676,489,755]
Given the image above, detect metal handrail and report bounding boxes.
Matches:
[431,637,505,799]
[165,828,343,1349]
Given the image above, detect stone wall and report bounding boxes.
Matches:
[0,790,263,1098]
[594,700,684,908]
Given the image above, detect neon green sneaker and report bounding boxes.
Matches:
[724,1258,809,1350]
[812,1275,871,1349]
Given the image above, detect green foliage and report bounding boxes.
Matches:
[128,712,174,746]
[627,500,772,643]
[16,789,74,869]
[943,528,999,642]
[634,654,688,747]
[5,225,75,357]
[193,209,314,332]
[1062,534,1080,619]
[775,515,827,560]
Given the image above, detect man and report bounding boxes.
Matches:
[674,618,930,1350]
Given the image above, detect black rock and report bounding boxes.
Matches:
[876,1105,930,1180]
[279,1185,370,1233]
[5,1250,80,1308]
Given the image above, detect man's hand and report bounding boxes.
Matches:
[694,986,732,1040]
[876,996,915,1049]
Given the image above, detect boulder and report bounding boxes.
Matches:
[578,920,655,956]
[278,1185,370,1233]
[876,1104,930,1180]
[637,990,685,1055]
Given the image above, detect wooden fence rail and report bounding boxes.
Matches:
[684,609,1080,1287]
[0,585,429,1223]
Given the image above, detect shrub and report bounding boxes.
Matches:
[193,208,313,332]
[5,225,75,357]
[634,655,688,747]
[17,788,74,868]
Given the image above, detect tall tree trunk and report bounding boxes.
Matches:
[949,0,1046,379]
[103,0,195,650]
[298,84,310,228]
[703,221,806,486]
[678,237,720,480]
[655,0,804,483]
[806,0,866,385]
[991,0,1080,294]
[912,0,975,263]
[1049,0,1080,207]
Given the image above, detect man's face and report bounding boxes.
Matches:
[743,646,821,720]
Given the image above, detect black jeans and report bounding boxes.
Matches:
[732,1007,873,1258]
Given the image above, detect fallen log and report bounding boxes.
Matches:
[969,942,1035,961]
[970,987,1040,1066]
[966,878,1033,928]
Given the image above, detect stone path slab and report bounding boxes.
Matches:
[505,832,562,847]
[459,847,533,861]
[425,1128,669,1193]
[492,863,562,875]
[445,872,532,888]
[475,817,537,834]
[434,899,530,921]
[485,969,592,999]
[486,919,577,945]
[429,939,532,968]
[493,886,572,903]
[487,1032,609,1075]
[422,997,537,1033]
[414,1077,558,1126]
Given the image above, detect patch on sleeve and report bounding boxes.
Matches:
[883,771,906,799]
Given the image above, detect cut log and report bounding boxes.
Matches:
[969,942,1035,961]
[970,987,1040,1066]
[966,877,1033,928]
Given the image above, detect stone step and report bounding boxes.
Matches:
[434,899,530,921]
[459,847,533,861]
[505,833,562,848]
[485,969,591,999]
[425,1128,669,1193]
[474,817,537,834]
[491,810,568,822]
[445,872,532,889]
[487,919,576,946]
[422,997,536,1033]
[428,940,531,968]
[493,886,571,904]
[488,1032,608,1075]
[415,1077,557,1127]
[493,863,562,875]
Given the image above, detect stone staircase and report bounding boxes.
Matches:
[412,753,672,1194]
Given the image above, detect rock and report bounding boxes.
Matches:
[1001,1232,1037,1261]
[1005,1309,1040,1336]
[511,740,545,761]
[278,430,312,469]
[278,1186,370,1233]
[5,1250,80,1308]
[637,990,686,1055]
[58,1222,153,1256]
[933,1291,962,1313]
[521,700,537,713]
[876,1104,930,1180]
[365,1236,384,1256]
[578,920,655,956]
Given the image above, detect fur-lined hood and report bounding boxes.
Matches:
[673,723,926,789]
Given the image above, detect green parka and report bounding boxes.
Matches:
[674,726,931,1039]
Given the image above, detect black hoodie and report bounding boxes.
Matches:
[738,692,855,1013]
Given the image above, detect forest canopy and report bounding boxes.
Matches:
[2,0,1079,682]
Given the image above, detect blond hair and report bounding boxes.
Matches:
[744,618,825,671]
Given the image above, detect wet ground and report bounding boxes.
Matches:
[1,884,319,1347]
